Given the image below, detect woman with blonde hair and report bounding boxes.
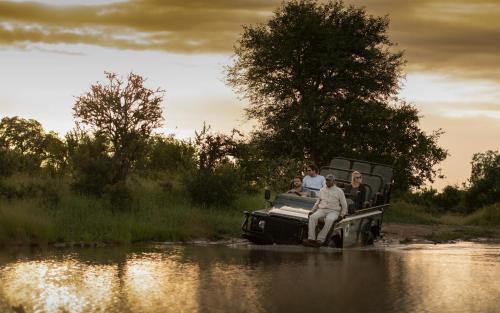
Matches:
[344,171,367,213]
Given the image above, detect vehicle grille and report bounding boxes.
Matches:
[266,216,304,244]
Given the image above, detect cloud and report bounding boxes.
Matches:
[348,0,500,80]
[0,0,499,80]
[0,0,275,53]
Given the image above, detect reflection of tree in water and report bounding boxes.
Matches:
[188,246,391,313]
[1,244,497,312]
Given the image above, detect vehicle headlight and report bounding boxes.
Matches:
[258,220,266,229]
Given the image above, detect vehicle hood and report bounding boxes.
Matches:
[268,206,310,220]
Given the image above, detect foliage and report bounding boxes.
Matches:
[0,147,18,176]
[235,138,305,192]
[395,185,467,214]
[0,116,46,155]
[465,150,500,209]
[66,132,114,195]
[463,202,500,228]
[185,164,242,208]
[73,72,164,183]
[43,131,68,176]
[0,176,266,246]
[227,0,447,191]
[434,185,465,212]
[383,200,438,225]
[0,116,47,173]
[104,180,133,212]
[0,173,63,207]
[139,135,196,173]
[194,123,242,172]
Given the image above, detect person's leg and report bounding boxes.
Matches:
[317,211,339,243]
[308,210,326,240]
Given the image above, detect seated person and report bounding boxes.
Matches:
[302,164,325,196]
[303,174,347,247]
[344,171,367,213]
[288,175,307,196]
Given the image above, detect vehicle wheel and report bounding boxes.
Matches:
[361,223,375,245]
[327,233,343,248]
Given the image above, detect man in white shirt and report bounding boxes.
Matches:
[303,174,348,247]
[302,164,325,195]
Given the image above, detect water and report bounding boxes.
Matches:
[0,242,499,313]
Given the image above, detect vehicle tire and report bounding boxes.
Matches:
[361,221,375,245]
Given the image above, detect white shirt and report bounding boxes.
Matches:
[314,185,348,216]
[302,175,326,191]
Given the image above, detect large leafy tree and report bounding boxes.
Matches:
[227,0,447,190]
[0,116,66,174]
[73,72,164,183]
[465,150,500,209]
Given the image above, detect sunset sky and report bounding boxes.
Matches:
[0,0,499,189]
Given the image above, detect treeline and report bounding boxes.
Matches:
[1,110,498,215]
[0,115,251,209]
[397,150,499,214]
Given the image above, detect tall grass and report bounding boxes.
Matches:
[1,172,497,246]
[0,174,266,246]
[384,200,438,225]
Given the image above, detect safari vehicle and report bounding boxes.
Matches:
[241,157,394,248]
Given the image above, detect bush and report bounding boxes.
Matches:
[464,150,500,209]
[394,188,438,212]
[140,135,196,173]
[186,164,242,207]
[68,135,114,195]
[463,202,500,227]
[104,181,133,212]
[434,185,465,213]
[0,174,63,207]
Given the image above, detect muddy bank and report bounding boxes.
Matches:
[380,223,500,244]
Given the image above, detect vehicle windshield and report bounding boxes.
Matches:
[274,193,316,210]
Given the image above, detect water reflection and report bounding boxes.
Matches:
[0,243,498,313]
[123,252,199,312]
[0,259,118,312]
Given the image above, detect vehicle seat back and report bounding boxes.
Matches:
[330,158,351,170]
[352,161,371,173]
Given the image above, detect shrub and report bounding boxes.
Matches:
[0,174,63,207]
[434,185,465,213]
[140,135,196,173]
[463,202,500,227]
[186,164,242,207]
[104,181,133,212]
[68,134,114,195]
[464,150,500,209]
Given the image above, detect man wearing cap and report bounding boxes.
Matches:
[303,174,348,247]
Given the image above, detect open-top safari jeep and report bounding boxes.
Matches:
[241,157,394,248]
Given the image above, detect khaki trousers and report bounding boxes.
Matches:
[308,209,340,242]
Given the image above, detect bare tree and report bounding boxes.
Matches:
[73,72,164,183]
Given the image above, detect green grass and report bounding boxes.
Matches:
[1,173,498,246]
[384,200,439,225]
[385,199,500,242]
[0,175,266,246]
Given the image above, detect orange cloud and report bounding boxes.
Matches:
[0,0,499,80]
[0,0,274,53]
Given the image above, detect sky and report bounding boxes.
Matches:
[0,0,499,189]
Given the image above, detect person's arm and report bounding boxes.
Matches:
[339,189,348,217]
[313,198,320,210]
[311,191,321,213]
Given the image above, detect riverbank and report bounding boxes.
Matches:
[380,223,500,245]
[1,181,498,247]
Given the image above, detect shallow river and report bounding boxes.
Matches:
[0,242,499,313]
